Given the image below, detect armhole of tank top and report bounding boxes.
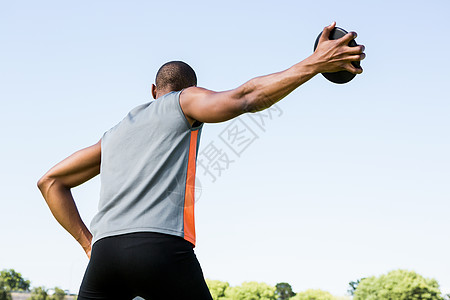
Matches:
[177,89,203,131]
[100,132,107,173]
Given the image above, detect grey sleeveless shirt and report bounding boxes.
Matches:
[90,91,203,246]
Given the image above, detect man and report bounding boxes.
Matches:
[38,22,365,299]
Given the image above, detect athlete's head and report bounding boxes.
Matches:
[152,61,197,99]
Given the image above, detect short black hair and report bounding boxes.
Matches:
[155,61,197,91]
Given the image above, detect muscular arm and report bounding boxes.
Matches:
[37,140,101,258]
[180,22,366,124]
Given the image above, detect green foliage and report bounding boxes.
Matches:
[275,282,295,300]
[28,286,67,300]
[206,279,230,300]
[0,269,30,291]
[224,281,277,300]
[353,269,443,300]
[347,278,364,296]
[290,289,336,300]
[0,277,12,300]
[50,287,66,300]
[29,286,48,300]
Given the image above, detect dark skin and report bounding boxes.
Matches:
[38,22,365,258]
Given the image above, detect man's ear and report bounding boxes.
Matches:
[151,84,157,99]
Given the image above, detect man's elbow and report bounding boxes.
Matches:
[242,93,272,113]
[37,176,45,191]
[235,82,261,113]
[237,81,272,113]
[37,175,56,196]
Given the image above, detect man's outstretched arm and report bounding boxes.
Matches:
[37,140,101,258]
[180,22,366,124]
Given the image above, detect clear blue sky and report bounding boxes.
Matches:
[1,0,449,296]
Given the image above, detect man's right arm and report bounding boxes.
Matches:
[37,141,101,258]
[180,22,365,124]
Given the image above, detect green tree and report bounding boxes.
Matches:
[49,287,66,300]
[0,277,12,300]
[347,278,364,296]
[29,286,48,300]
[224,281,276,300]
[275,282,295,300]
[290,289,336,300]
[206,279,230,300]
[0,269,30,291]
[353,269,443,300]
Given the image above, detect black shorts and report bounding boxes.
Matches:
[77,232,213,300]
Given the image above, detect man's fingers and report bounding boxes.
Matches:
[345,44,365,54]
[314,24,366,76]
[346,53,366,62]
[319,21,336,43]
[340,31,357,45]
[344,63,363,74]
[358,52,366,61]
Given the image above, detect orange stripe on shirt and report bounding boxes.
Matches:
[183,130,199,246]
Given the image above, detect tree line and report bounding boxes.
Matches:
[0,269,69,300]
[206,269,449,300]
[1,268,449,299]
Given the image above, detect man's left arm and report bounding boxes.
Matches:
[37,140,101,258]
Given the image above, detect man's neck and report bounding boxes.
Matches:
[156,89,174,99]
